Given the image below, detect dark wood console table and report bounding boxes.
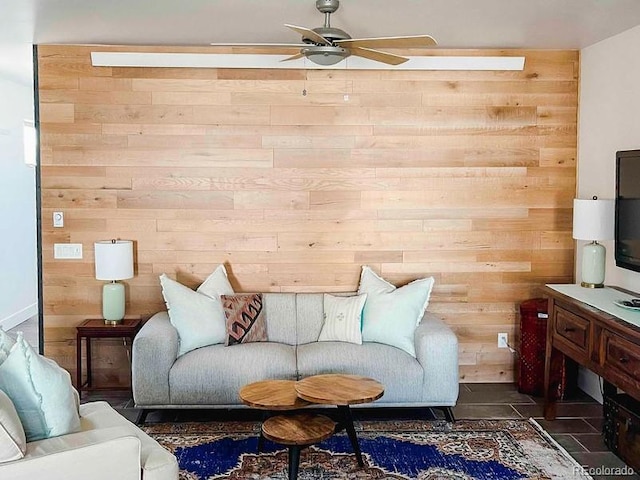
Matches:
[543,285,640,420]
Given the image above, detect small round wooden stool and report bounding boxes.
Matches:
[261,413,335,480]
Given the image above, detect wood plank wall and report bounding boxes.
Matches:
[37,45,578,386]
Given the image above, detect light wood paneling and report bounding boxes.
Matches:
[38,45,578,385]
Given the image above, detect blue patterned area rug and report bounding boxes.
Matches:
[144,418,591,480]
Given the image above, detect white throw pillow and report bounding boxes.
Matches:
[0,389,26,463]
[318,293,367,345]
[0,328,15,365]
[196,264,235,299]
[0,334,81,442]
[357,266,434,357]
[160,272,232,356]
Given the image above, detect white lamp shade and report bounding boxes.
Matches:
[94,240,134,281]
[572,198,614,241]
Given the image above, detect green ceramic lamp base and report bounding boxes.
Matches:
[103,281,125,324]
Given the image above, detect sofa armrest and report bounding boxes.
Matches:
[414,312,459,406]
[0,427,141,480]
[132,312,178,406]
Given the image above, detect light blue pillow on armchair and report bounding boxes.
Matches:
[0,333,81,442]
[357,266,434,357]
[0,328,15,365]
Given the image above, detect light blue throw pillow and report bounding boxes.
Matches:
[357,266,434,357]
[0,333,81,442]
[196,264,234,300]
[0,328,15,365]
[160,274,229,356]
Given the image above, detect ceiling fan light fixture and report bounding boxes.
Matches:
[301,46,350,66]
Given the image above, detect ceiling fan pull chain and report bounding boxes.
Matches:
[302,57,308,96]
[343,58,349,101]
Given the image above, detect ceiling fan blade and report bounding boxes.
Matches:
[350,47,409,66]
[336,34,437,49]
[284,24,331,45]
[280,52,305,62]
[210,43,306,47]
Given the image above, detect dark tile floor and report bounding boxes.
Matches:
[85,383,639,480]
[454,383,639,480]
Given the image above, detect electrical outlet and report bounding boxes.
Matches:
[498,333,508,348]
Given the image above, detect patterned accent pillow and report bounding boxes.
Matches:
[318,293,367,345]
[221,294,268,346]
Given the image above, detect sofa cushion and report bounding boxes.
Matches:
[222,293,268,346]
[318,293,367,345]
[79,401,178,480]
[295,293,325,345]
[169,342,297,405]
[262,294,297,345]
[160,274,228,356]
[358,266,434,357]
[0,389,26,463]
[297,341,424,403]
[0,334,81,442]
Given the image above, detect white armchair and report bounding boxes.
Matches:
[0,394,178,480]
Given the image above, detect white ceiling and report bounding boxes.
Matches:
[3,0,640,84]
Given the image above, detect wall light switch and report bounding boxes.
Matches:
[53,211,64,228]
[54,243,83,259]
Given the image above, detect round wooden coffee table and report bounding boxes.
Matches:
[239,379,311,452]
[295,374,384,466]
[295,374,384,405]
[262,413,335,480]
[239,379,311,410]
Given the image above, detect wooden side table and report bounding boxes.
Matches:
[76,318,142,397]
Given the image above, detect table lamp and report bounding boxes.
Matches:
[94,239,134,324]
[573,196,614,288]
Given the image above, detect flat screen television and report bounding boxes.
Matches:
[615,149,640,273]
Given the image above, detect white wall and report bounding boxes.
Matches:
[0,74,37,330]
[577,24,640,401]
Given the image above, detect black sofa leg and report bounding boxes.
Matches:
[429,406,455,423]
[441,407,455,423]
[136,409,150,425]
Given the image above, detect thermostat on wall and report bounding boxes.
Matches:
[53,211,64,228]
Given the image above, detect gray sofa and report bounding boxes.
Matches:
[132,293,459,416]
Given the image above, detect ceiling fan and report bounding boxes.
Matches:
[212,0,437,66]
[92,0,522,71]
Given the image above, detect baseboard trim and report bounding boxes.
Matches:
[0,303,38,331]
